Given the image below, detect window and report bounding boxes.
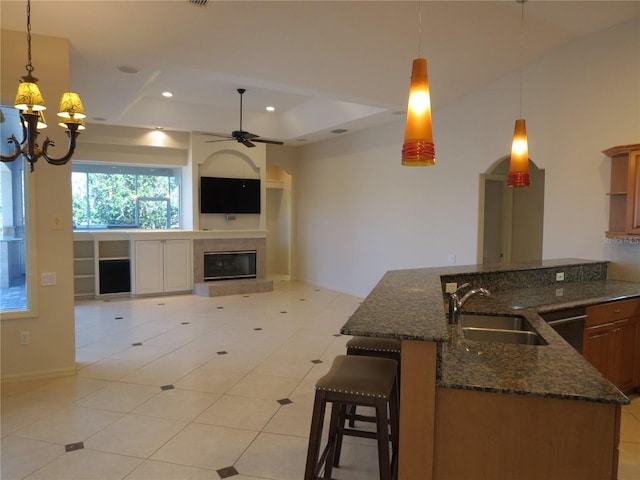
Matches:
[0,106,29,312]
[71,163,181,229]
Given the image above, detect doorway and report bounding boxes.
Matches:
[478,157,545,264]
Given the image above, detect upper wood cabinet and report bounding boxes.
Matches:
[603,144,640,237]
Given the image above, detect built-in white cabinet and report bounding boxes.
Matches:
[133,239,192,295]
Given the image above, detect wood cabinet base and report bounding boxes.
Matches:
[433,388,620,480]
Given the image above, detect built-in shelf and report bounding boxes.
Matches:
[266,179,285,189]
[73,240,96,299]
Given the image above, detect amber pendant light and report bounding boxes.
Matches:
[402,3,435,166]
[508,0,530,187]
[508,118,529,187]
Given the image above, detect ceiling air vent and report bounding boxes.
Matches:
[189,0,208,6]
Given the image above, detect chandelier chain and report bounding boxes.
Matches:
[25,0,34,76]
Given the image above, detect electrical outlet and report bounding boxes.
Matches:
[20,331,29,345]
[556,288,564,297]
[41,272,57,286]
[447,254,456,264]
[445,282,458,293]
[556,272,565,282]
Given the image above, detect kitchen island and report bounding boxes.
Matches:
[341,259,638,480]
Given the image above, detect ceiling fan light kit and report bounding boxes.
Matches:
[204,89,284,148]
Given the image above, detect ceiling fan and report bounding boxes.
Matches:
[203,88,284,148]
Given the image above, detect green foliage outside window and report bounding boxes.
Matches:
[72,164,180,229]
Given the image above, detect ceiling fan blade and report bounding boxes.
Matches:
[204,138,233,143]
[239,138,256,148]
[253,138,284,146]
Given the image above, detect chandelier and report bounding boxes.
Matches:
[1,0,86,172]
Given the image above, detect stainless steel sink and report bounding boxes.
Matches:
[462,327,547,345]
[459,313,534,332]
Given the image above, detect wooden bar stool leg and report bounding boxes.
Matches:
[332,403,348,468]
[304,390,327,480]
[375,397,392,480]
[390,379,400,479]
[323,402,342,479]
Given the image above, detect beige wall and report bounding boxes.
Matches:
[294,19,640,297]
[1,30,76,381]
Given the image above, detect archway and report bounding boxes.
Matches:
[477,157,545,264]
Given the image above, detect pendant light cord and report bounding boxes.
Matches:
[418,1,423,58]
[518,0,526,118]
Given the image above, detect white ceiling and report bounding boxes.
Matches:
[1,0,638,145]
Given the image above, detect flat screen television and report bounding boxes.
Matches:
[200,176,261,214]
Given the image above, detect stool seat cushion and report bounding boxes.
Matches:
[315,355,397,399]
[346,336,401,353]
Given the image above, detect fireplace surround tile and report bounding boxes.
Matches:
[193,238,272,297]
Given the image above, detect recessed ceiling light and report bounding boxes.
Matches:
[93,117,107,122]
[154,126,164,130]
[266,106,275,112]
[330,129,348,134]
[162,92,173,98]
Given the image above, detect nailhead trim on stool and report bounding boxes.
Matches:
[304,355,399,480]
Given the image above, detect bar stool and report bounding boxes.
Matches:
[304,354,399,480]
[346,336,401,427]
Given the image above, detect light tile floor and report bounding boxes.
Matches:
[1,279,639,480]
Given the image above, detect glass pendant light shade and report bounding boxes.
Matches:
[402,58,435,166]
[21,110,48,130]
[508,118,530,187]
[15,81,46,112]
[36,110,47,129]
[59,117,86,130]
[57,92,86,119]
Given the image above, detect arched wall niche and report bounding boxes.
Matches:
[197,148,264,231]
[199,148,260,178]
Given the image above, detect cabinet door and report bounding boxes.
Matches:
[163,239,192,292]
[583,323,615,380]
[627,150,640,233]
[134,240,165,295]
[612,316,639,392]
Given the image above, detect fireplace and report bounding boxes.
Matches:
[204,250,257,281]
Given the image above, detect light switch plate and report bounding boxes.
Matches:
[445,282,458,293]
[51,215,63,230]
[556,272,565,281]
[41,272,57,286]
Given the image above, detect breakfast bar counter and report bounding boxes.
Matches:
[340,259,637,480]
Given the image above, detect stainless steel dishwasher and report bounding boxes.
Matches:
[539,307,587,353]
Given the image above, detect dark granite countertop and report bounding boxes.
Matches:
[341,259,639,405]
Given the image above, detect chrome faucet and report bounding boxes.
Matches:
[448,283,491,323]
